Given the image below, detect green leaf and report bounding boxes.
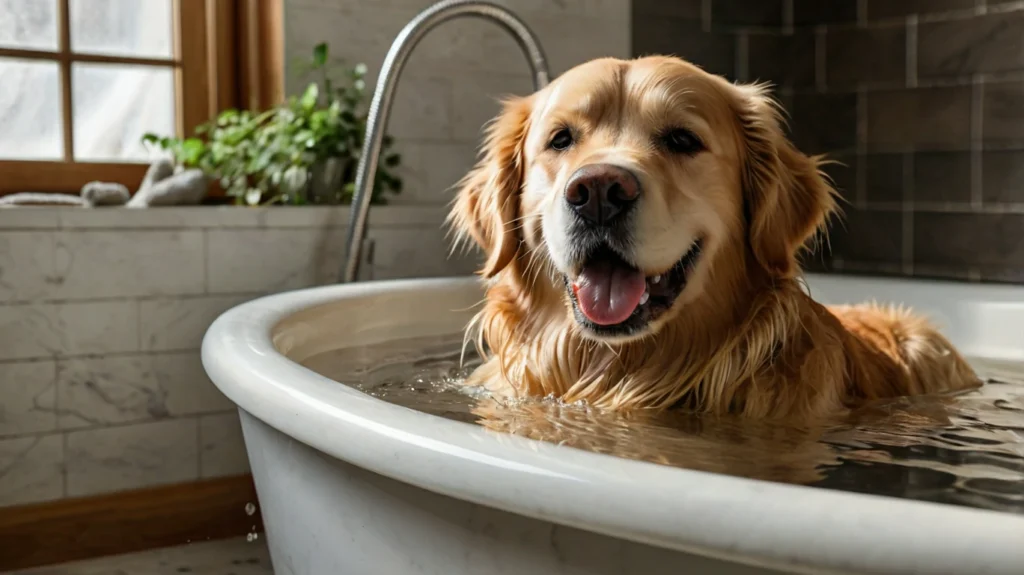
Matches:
[227,178,247,198]
[181,138,206,165]
[300,83,319,111]
[292,129,314,145]
[217,109,240,126]
[313,43,328,67]
[140,57,410,206]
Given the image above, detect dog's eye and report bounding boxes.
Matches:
[662,128,704,155]
[549,129,574,151]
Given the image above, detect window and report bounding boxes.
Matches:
[0,0,283,195]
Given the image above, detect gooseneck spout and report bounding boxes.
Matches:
[339,0,549,283]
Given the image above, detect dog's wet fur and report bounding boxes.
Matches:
[448,56,978,419]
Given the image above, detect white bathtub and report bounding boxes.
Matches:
[202,273,1024,575]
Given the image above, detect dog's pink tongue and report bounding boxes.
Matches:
[573,260,646,325]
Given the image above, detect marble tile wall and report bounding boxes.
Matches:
[0,205,477,508]
[283,0,632,207]
[0,0,632,509]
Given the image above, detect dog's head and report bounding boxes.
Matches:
[450,56,836,342]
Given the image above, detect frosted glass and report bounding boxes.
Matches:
[0,0,58,51]
[72,63,175,161]
[70,0,172,59]
[0,57,62,160]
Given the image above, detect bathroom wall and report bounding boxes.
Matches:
[632,0,1024,283]
[0,0,633,511]
[0,204,466,509]
[283,0,632,204]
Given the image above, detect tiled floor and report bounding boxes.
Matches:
[6,537,273,575]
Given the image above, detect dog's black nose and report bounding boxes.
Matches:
[565,164,640,226]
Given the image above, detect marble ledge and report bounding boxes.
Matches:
[0,204,449,231]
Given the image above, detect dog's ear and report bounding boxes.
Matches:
[734,84,837,278]
[449,96,533,278]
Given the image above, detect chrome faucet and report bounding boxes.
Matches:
[339,0,550,283]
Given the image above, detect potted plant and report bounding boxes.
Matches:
[143,43,402,206]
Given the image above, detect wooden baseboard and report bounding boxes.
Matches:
[0,475,264,572]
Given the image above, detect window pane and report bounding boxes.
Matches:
[72,63,174,162]
[70,0,172,59]
[0,57,62,160]
[0,0,58,51]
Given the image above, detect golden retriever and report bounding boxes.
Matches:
[448,56,979,419]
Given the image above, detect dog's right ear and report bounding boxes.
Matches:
[448,96,533,278]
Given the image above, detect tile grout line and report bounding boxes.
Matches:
[902,153,915,276]
[842,2,1012,27]
[814,25,828,93]
[196,413,204,480]
[136,299,144,352]
[735,31,749,82]
[856,85,868,208]
[782,0,794,35]
[61,428,69,498]
[905,15,918,89]
[202,229,211,295]
[701,0,712,33]
[0,290,267,307]
[861,201,1024,213]
[971,75,985,208]
[0,409,238,442]
[0,347,212,366]
[781,69,1024,95]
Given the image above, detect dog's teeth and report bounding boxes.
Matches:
[639,291,650,305]
[652,275,661,284]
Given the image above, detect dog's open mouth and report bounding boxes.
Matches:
[565,238,704,336]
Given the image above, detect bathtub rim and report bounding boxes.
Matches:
[202,274,1024,575]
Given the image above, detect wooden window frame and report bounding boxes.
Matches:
[0,0,283,196]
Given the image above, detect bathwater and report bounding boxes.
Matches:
[302,333,1024,515]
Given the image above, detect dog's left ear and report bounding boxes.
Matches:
[448,95,533,278]
[733,84,837,278]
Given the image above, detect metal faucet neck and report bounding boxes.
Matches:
[340,0,549,283]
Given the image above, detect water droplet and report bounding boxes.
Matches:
[246,532,259,542]
[244,502,256,516]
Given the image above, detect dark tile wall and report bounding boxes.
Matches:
[631,0,1024,284]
